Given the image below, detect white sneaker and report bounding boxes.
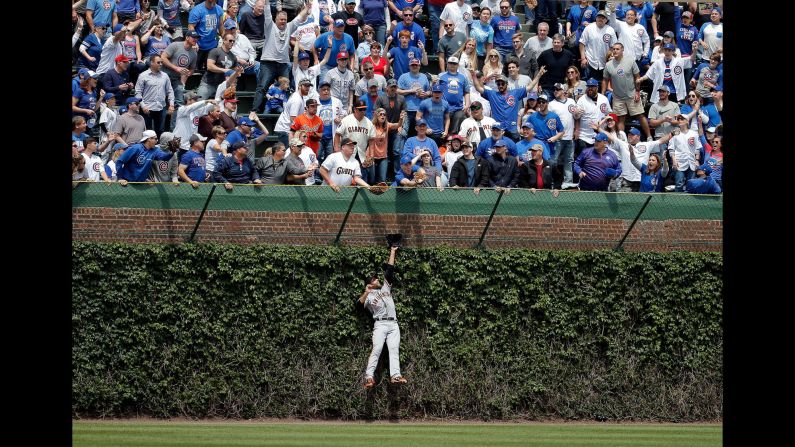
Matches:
[664,185,676,192]
[561,182,579,190]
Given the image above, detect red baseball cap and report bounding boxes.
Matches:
[114,54,131,63]
[607,113,618,122]
[337,52,349,60]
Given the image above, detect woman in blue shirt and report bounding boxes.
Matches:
[78,26,107,70]
[629,151,669,193]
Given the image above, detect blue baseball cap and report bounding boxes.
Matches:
[112,24,124,33]
[491,122,504,131]
[415,118,428,127]
[77,68,90,78]
[238,117,255,127]
[118,106,128,114]
[125,97,142,105]
[186,30,199,39]
[521,119,533,129]
[628,128,641,136]
[432,84,443,93]
[663,43,676,51]
[401,154,414,165]
[493,140,507,148]
[586,78,599,87]
[298,51,311,61]
[223,19,237,29]
[594,133,609,142]
[103,92,116,102]
[527,91,538,100]
[334,19,345,27]
[318,80,331,88]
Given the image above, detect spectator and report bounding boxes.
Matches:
[452,37,479,78]
[387,30,425,82]
[667,113,702,192]
[397,58,431,137]
[437,17,467,74]
[117,23,148,84]
[390,6,425,49]
[255,141,289,184]
[102,55,136,105]
[97,92,119,145]
[537,34,578,95]
[627,143,669,193]
[438,56,471,137]
[605,7,649,66]
[325,51,357,114]
[274,79,319,148]
[678,11,699,82]
[374,79,408,180]
[574,78,611,160]
[523,21,552,56]
[487,140,518,188]
[392,153,423,188]
[104,143,128,181]
[439,0,473,45]
[188,0,224,71]
[605,127,673,192]
[449,140,489,191]
[602,42,652,140]
[332,0,365,47]
[518,142,559,190]
[638,42,692,103]
[355,60,387,102]
[696,7,722,64]
[158,0,183,40]
[116,130,176,184]
[78,24,107,70]
[80,137,113,183]
[161,31,199,130]
[475,122,517,160]
[401,119,444,179]
[472,68,545,141]
[649,30,680,65]
[72,71,102,133]
[115,0,141,24]
[265,77,291,114]
[701,133,722,190]
[357,1,389,45]
[470,6,494,67]
[317,80,347,178]
[360,40,389,78]
[73,154,88,183]
[178,133,208,187]
[336,100,377,182]
[224,19,261,83]
[214,67,245,110]
[213,140,262,188]
[204,125,228,177]
[510,33,539,80]
[197,104,223,138]
[73,116,91,152]
[506,59,532,90]
[482,48,504,88]
[314,18,357,82]
[86,0,118,30]
[525,93,564,160]
[215,94,239,133]
[648,85,681,143]
[198,31,239,99]
[578,10,616,83]
[415,150,444,190]
[614,1,655,38]
[283,137,318,185]
[360,79,382,119]
[221,0,241,30]
[290,98,324,158]
[547,82,578,186]
[566,1,598,54]
[320,137,371,192]
[148,132,180,183]
[459,100,496,148]
[573,132,621,191]
[173,95,217,154]
[442,134,464,179]
[294,38,332,93]
[239,0,266,59]
[96,21,140,76]
[515,121,546,164]
[690,54,722,103]
[135,54,175,136]
[685,164,721,194]
[417,84,451,147]
[140,22,172,64]
[113,97,148,144]
[563,65,586,101]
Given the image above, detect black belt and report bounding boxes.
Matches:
[375,317,396,321]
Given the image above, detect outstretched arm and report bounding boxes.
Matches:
[383,245,398,285]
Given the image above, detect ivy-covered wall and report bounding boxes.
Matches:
[72,242,723,421]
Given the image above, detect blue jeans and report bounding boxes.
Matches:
[374,24,387,46]
[317,137,334,183]
[254,60,290,113]
[552,140,574,183]
[388,130,406,178]
[197,80,217,100]
[428,4,444,53]
[373,158,389,184]
[169,79,185,131]
[673,167,694,192]
[244,61,261,80]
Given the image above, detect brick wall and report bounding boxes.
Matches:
[72,207,723,251]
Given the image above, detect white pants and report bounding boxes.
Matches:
[365,321,401,379]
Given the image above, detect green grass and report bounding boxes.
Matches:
[72,421,722,447]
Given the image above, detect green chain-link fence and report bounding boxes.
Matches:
[72,182,723,250]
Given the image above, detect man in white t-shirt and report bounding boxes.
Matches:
[320,137,371,191]
[458,100,497,148]
[578,11,616,83]
[574,78,611,152]
[274,79,320,147]
[335,100,377,182]
[667,113,702,192]
[606,127,673,192]
[439,0,473,40]
[523,21,553,55]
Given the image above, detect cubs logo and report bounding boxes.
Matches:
[193,158,205,167]
[448,79,459,87]
[704,72,714,81]
[346,18,358,25]
[600,103,607,113]
[506,95,515,106]
[687,137,695,147]
[339,44,347,52]
[408,51,415,59]
[617,68,625,77]
[159,161,169,171]
[177,54,189,67]
[637,28,644,37]
[103,1,111,10]
[193,116,200,126]
[584,10,593,19]
[602,33,612,43]
[136,154,147,164]
[635,144,647,154]
[463,13,471,21]
[546,119,556,130]
[93,162,101,172]
[674,66,683,75]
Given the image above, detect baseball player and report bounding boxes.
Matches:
[360,244,407,389]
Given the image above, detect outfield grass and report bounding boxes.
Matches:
[72,421,722,447]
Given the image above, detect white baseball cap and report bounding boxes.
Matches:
[138,130,158,142]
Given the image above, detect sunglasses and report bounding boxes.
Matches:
[364,31,373,35]
[490,55,499,58]
[444,24,454,27]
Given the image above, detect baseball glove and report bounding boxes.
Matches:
[412,171,427,185]
[369,182,389,195]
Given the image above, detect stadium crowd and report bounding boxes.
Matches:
[71,0,723,194]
